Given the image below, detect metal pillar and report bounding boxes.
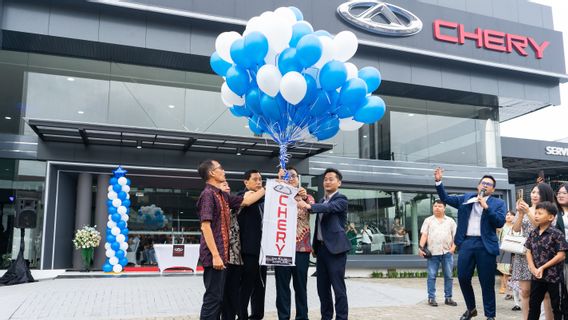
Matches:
[72,173,93,270]
[93,174,110,269]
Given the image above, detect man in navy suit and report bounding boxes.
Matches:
[434,167,506,320]
[298,168,350,320]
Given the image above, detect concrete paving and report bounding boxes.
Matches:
[0,269,522,320]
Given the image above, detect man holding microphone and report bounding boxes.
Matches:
[434,167,506,320]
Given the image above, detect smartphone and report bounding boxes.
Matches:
[516,188,524,202]
[538,170,545,181]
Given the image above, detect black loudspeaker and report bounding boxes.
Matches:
[15,198,37,229]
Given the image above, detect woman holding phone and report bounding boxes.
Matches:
[511,183,555,319]
[554,183,568,292]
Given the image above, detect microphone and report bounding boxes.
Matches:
[479,188,487,198]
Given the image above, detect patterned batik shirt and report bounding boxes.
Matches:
[197,183,243,267]
[420,215,457,256]
[524,226,568,283]
[295,194,315,253]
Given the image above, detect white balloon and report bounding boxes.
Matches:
[104,243,111,250]
[339,117,364,131]
[113,264,123,273]
[108,215,114,222]
[117,206,127,215]
[107,221,117,229]
[264,49,278,65]
[107,191,117,200]
[256,64,282,97]
[215,31,241,63]
[126,194,130,200]
[116,234,126,243]
[274,7,297,24]
[258,13,293,53]
[120,242,129,251]
[243,16,261,36]
[109,256,119,265]
[105,249,115,258]
[118,177,127,186]
[333,31,358,62]
[314,36,334,68]
[112,198,122,208]
[111,227,121,236]
[121,185,130,193]
[221,82,244,106]
[122,214,130,222]
[280,72,307,105]
[107,185,113,192]
[345,62,358,80]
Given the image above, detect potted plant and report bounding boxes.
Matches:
[72,225,101,271]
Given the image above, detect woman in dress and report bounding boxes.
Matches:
[497,210,515,294]
[511,183,555,319]
[554,183,568,292]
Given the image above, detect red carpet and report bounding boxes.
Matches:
[124,266,204,272]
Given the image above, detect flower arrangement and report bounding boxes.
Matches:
[72,225,102,249]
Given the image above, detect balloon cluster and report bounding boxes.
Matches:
[137,205,167,230]
[211,7,386,171]
[102,166,131,273]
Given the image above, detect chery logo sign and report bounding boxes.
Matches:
[433,20,550,59]
[337,1,423,36]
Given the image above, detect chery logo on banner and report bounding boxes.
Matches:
[433,19,550,59]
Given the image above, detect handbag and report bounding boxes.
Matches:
[499,233,527,255]
[419,245,432,259]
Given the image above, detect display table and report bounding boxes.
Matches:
[153,244,200,274]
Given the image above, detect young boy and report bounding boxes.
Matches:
[525,201,568,320]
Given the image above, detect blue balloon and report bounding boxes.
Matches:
[109,177,118,185]
[117,220,127,229]
[358,67,382,93]
[103,263,113,272]
[289,6,303,21]
[292,103,311,126]
[354,96,386,124]
[277,48,302,74]
[210,52,232,76]
[225,65,250,96]
[296,35,322,68]
[334,104,353,119]
[310,90,338,116]
[248,116,264,135]
[339,78,368,110]
[112,184,122,193]
[301,74,318,105]
[108,206,117,215]
[118,191,127,200]
[121,228,129,236]
[119,258,128,267]
[245,87,263,115]
[260,95,281,122]
[106,200,114,208]
[314,30,332,38]
[290,21,313,47]
[122,199,131,208]
[126,178,131,186]
[111,213,121,222]
[244,31,269,65]
[230,38,253,68]
[313,116,340,140]
[115,249,125,259]
[320,61,347,91]
[111,241,120,251]
[106,234,116,243]
[106,227,112,235]
[229,105,253,118]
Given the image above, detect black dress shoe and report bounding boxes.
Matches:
[459,308,477,320]
[512,305,521,311]
[428,298,438,306]
[445,298,458,306]
[486,318,495,320]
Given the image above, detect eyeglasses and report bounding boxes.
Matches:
[480,181,494,187]
[211,165,224,172]
[557,191,568,196]
[288,174,298,179]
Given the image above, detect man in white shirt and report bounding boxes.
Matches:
[419,199,457,307]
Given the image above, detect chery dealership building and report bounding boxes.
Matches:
[0,0,565,270]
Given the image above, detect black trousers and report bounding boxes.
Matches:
[316,244,348,320]
[201,267,227,320]
[239,253,267,320]
[528,280,562,320]
[274,252,310,320]
[222,264,243,320]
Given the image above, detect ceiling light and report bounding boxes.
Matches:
[408,113,415,117]
[4,116,12,120]
[67,77,75,82]
[168,105,175,109]
[77,111,84,115]
[363,135,368,138]
[136,141,142,149]
[244,125,249,128]
[236,148,242,156]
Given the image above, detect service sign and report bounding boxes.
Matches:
[260,179,298,266]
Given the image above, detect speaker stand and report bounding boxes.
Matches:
[0,228,35,285]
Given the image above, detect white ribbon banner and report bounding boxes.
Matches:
[260,179,298,266]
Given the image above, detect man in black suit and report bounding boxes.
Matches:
[237,169,267,320]
[298,168,350,320]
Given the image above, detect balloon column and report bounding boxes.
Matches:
[103,166,131,273]
[211,7,386,173]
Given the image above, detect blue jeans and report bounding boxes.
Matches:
[427,253,454,299]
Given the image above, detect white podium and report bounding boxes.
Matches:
[153,244,200,274]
